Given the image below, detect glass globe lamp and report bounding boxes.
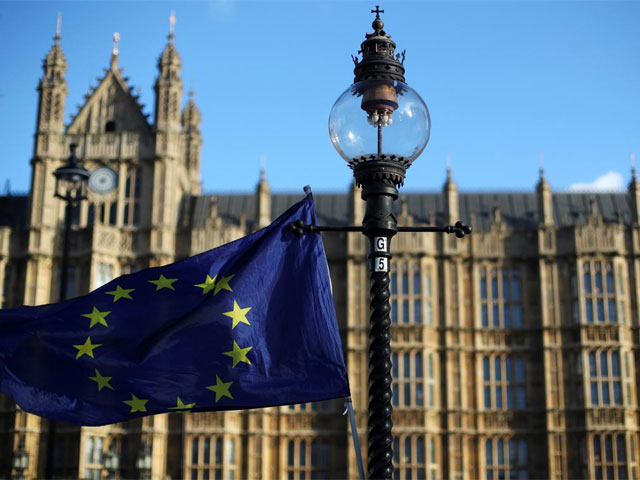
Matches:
[328,79,430,167]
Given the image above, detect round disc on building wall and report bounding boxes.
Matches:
[88,167,118,195]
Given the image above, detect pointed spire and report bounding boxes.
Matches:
[628,153,640,224]
[536,156,553,227]
[37,14,68,135]
[256,160,271,229]
[111,32,120,70]
[158,11,181,69]
[44,14,67,76]
[443,155,459,223]
[182,90,201,134]
[588,195,601,223]
[538,153,546,181]
[155,12,183,133]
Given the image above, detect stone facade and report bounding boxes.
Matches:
[0,27,639,480]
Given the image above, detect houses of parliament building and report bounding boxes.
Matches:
[0,20,639,480]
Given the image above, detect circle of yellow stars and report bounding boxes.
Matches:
[71,269,254,416]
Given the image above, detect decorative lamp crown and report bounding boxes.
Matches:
[353,6,405,84]
[328,6,431,182]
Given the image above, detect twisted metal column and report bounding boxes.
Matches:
[367,268,394,479]
[354,160,404,480]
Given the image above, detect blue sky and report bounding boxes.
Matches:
[1,1,639,194]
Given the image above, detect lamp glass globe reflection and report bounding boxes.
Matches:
[328,80,430,166]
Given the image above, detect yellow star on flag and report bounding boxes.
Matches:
[73,337,102,360]
[148,274,178,291]
[206,375,234,402]
[168,396,196,410]
[105,285,134,302]
[81,306,111,328]
[223,340,253,368]
[222,300,252,329]
[88,368,114,391]
[213,274,234,295]
[195,274,217,295]
[123,393,148,413]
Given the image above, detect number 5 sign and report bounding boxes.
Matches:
[374,257,388,272]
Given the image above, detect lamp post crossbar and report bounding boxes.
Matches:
[287,220,472,237]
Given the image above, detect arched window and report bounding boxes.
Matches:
[105,120,116,132]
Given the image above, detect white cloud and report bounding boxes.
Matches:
[568,171,625,192]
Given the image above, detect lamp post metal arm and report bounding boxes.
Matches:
[287,220,472,237]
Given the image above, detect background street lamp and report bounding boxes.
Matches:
[12,436,29,480]
[328,8,469,479]
[45,142,90,479]
[53,143,90,303]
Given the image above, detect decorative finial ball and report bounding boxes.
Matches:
[372,18,384,32]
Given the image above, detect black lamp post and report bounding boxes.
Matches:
[328,9,429,478]
[12,436,29,480]
[292,7,471,479]
[45,142,90,479]
[53,143,90,302]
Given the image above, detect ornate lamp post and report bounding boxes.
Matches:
[12,436,29,480]
[328,9,430,478]
[45,142,90,478]
[291,7,471,479]
[53,143,90,303]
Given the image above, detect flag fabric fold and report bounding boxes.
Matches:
[0,194,349,426]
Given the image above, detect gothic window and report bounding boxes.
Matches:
[392,351,425,407]
[592,434,628,480]
[189,436,236,480]
[123,167,142,226]
[105,120,116,132]
[480,268,523,328]
[581,261,618,323]
[286,438,330,480]
[84,435,104,480]
[96,202,117,226]
[587,349,622,406]
[482,355,526,409]
[485,438,528,480]
[393,435,438,480]
[391,263,433,325]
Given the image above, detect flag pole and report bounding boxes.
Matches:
[344,397,365,480]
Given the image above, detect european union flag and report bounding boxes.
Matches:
[0,194,349,425]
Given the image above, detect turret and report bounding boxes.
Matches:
[35,15,68,137]
[256,169,271,229]
[442,166,459,224]
[154,12,183,138]
[536,167,554,227]
[182,90,202,193]
[629,155,640,224]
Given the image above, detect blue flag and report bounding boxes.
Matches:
[0,194,349,426]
